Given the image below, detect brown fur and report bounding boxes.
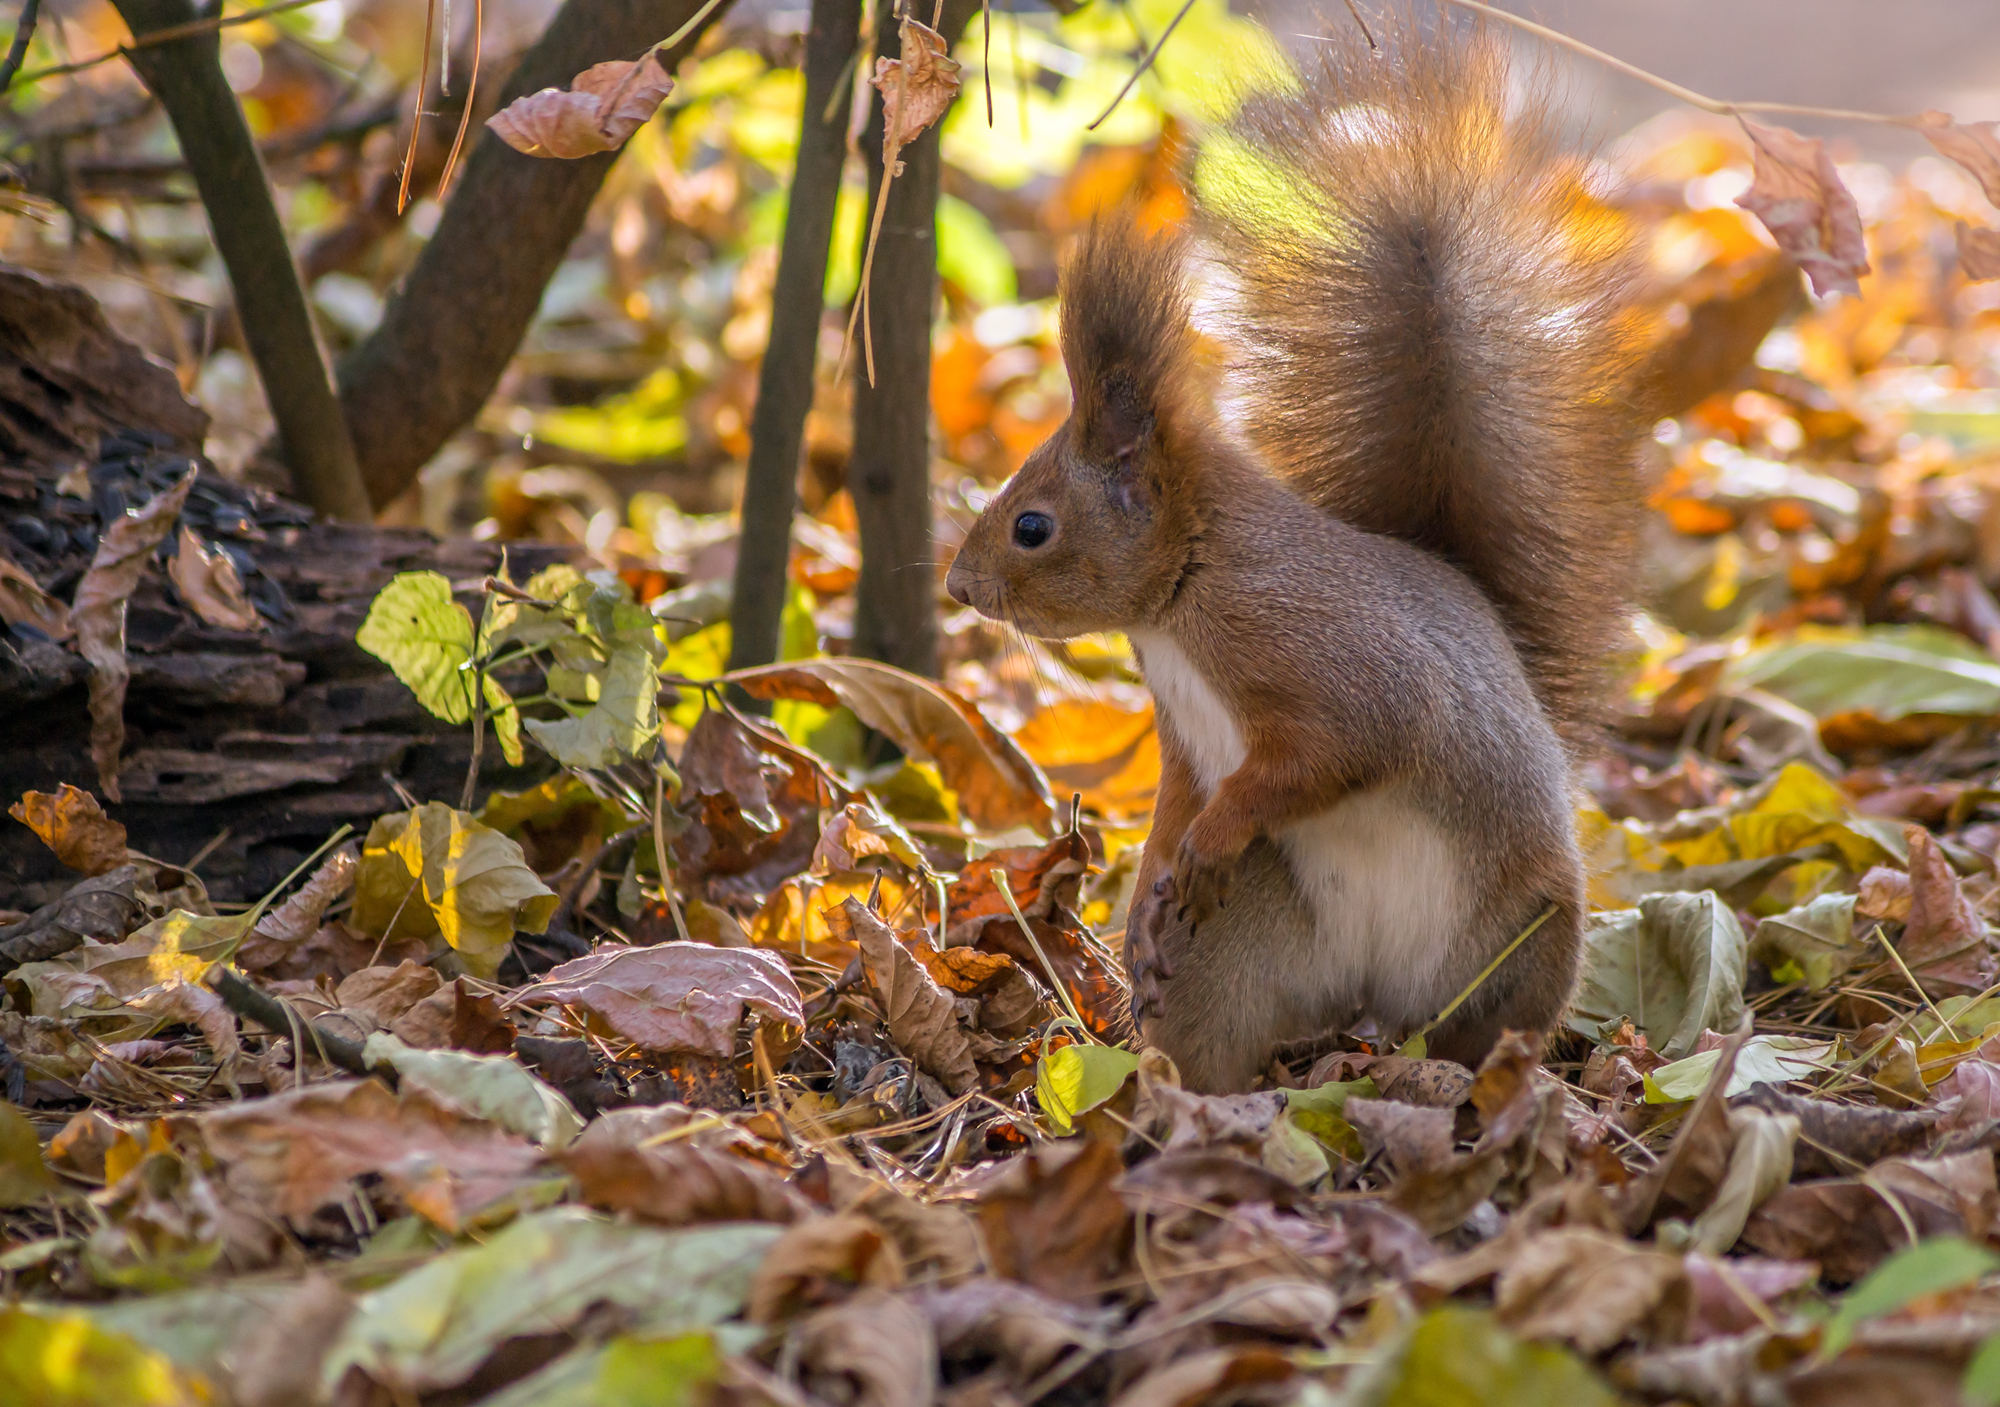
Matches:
[944,20,1643,1090]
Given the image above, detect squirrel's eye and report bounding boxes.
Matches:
[1013,512,1054,549]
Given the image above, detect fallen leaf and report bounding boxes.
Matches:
[247,844,356,949]
[361,1031,581,1149]
[1682,1254,1817,1340]
[1742,1151,1999,1282]
[1735,1084,1938,1177]
[1688,1105,1798,1255]
[749,1211,904,1322]
[1368,1305,1621,1407]
[333,960,442,1032]
[83,1148,224,1292]
[1569,890,1748,1057]
[354,803,557,979]
[1037,1043,1141,1134]
[487,52,676,159]
[70,470,196,799]
[1493,1226,1690,1352]
[1821,1235,2000,1358]
[1643,1035,1834,1102]
[1859,865,1914,922]
[321,1206,777,1394]
[916,1279,1116,1383]
[0,549,71,640]
[1733,120,1870,298]
[977,1140,1129,1300]
[9,784,127,877]
[196,1078,548,1230]
[1108,1346,1294,1407]
[731,658,1055,831]
[562,1108,806,1226]
[834,898,979,1094]
[166,526,259,632]
[794,1288,937,1407]
[946,829,1091,943]
[1900,825,1998,997]
[0,1100,56,1206]
[1012,699,1159,817]
[514,941,801,1056]
[0,1303,210,1407]
[872,18,962,165]
[228,1274,355,1407]
[674,706,840,893]
[1750,893,1859,990]
[814,800,927,874]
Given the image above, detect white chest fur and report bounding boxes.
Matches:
[1132,629,1471,1023]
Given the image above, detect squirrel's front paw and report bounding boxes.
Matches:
[1171,830,1238,927]
[1124,876,1178,1023]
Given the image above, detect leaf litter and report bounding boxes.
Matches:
[22,24,2000,1407]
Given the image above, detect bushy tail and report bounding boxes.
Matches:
[1200,18,1647,736]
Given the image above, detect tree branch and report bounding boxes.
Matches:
[111,0,373,522]
[0,0,42,94]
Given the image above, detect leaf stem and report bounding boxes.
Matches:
[998,876,1097,1044]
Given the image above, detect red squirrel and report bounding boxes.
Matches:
[944,22,1645,1090]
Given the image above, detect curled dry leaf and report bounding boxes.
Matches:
[833,897,979,1095]
[1915,111,2000,207]
[1733,121,1870,298]
[872,18,962,167]
[487,52,676,159]
[514,940,802,1057]
[70,470,197,800]
[246,843,357,949]
[794,1287,938,1407]
[730,658,1055,832]
[563,1104,806,1226]
[1741,1150,1998,1282]
[9,783,128,877]
[1898,824,1996,997]
[749,1210,905,1323]
[976,1140,1130,1301]
[0,549,70,639]
[1493,1227,1690,1353]
[1957,222,2000,282]
[916,1278,1116,1382]
[167,526,259,632]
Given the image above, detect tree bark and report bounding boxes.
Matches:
[112,0,372,523]
[847,0,975,679]
[726,0,863,681]
[336,0,735,509]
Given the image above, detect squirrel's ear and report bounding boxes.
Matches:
[1060,215,1198,465]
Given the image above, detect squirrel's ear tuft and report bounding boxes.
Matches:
[1059,215,1200,463]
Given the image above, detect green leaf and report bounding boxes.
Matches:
[1750,893,1859,990]
[0,1304,210,1407]
[320,1207,780,1396]
[1283,1078,1379,1162]
[357,572,478,724]
[362,1032,584,1149]
[1373,1305,1620,1407]
[524,645,660,769]
[354,803,558,978]
[1036,1043,1141,1134]
[938,194,1018,305]
[1567,890,1747,1058]
[0,1102,55,1206]
[1728,624,2000,722]
[1823,1236,2000,1359]
[598,1331,724,1407]
[1642,1034,1835,1102]
[1965,1334,2000,1407]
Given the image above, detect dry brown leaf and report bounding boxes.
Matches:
[853,1186,985,1285]
[167,526,259,632]
[9,783,128,876]
[1956,222,2000,282]
[834,897,979,1094]
[749,1210,905,1323]
[1899,825,1996,997]
[197,1078,545,1231]
[813,800,927,875]
[1733,121,1870,298]
[0,548,71,640]
[674,706,841,894]
[947,829,1090,943]
[1915,111,2000,206]
[1107,1347,1294,1407]
[731,658,1054,832]
[1857,865,1913,923]
[916,1278,1116,1383]
[514,940,803,1056]
[1493,1226,1690,1352]
[229,1273,355,1407]
[249,844,356,948]
[70,470,197,799]
[331,960,443,1036]
[872,18,962,166]
[486,52,676,159]
[1741,1150,1998,1282]
[564,1131,806,1226]
[1682,1254,1816,1341]
[976,1140,1130,1301]
[794,1288,938,1407]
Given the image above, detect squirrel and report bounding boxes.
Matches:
[943,20,1646,1091]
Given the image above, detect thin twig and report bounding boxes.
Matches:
[1414,904,1555,1042]
[997,876,1097,1043]
[1869,922,1960,1041]
[437,0,483,197]
[0,0,43,93]
[1088,0,1196,131]
[1435,0,1920,128]
[398,0,439,214]
[18,0,322,85]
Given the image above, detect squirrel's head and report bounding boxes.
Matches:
[946,217,1211,639]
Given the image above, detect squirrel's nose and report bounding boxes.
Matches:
[945,568,971,606]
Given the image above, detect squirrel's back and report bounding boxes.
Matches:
[1198,19,1647,737]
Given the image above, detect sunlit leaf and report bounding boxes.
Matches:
[1642,1034,1835,1102]
[354,803,557,978]
[0,1304,209,1407]
[1822,1236,2000,1358]
[524,644,661,768]
[1036,1043,1140,1134]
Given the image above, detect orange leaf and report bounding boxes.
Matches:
[9,783,128,877]
[871,18,961,166]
